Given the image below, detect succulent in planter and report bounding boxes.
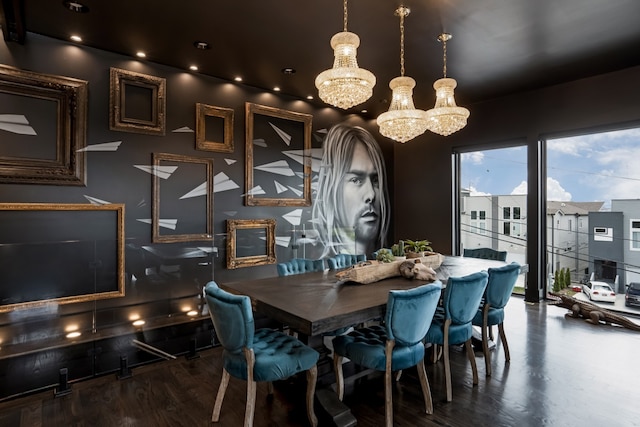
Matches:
[375,248,395,263]
[404,239,433,258]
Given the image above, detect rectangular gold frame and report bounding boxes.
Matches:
[195,103,234,152]
[0,65,87,185]
[152,153,214,243]
[109,67,166,136]
[245,102,312,206]
[0,203,125,313]
[227,218,276,269]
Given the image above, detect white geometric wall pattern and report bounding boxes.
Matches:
[136,218,177,230]
[269,122,292,146]
[134,165,178,179]
[213,172,240,193]
[77,141,122,152]
[282,209,303,226]
[172,126,193,133]
[0,114,36,135]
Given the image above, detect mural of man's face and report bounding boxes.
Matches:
[340,141,381,250]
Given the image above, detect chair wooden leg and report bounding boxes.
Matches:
[243,348,256,427]
[443,342,452,402]
[395,370,403,381]
[306,365,318,427]
[384,340,395,427]
[333,354,345,401]
[482,323,492,377]
[212,368,230,422]
[498,323,510,363]
[267,381,273,396]
[416,359,433,415]
[465,339,479,386]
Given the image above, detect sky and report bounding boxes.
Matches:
[461,127,640,209]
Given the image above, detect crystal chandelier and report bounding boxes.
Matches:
[425,33,470,136]
[315,0,376,109]
[376,6,428,143]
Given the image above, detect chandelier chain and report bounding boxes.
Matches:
[343,0,348,32]
[442,38,448,77]
[399,10,405,77]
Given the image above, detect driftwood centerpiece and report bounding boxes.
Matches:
[335,252,444,284]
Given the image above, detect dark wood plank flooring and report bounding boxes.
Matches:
[0,297,638,426]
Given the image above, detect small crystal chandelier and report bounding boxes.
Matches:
[376,6,428,143]
[425,33,470,136]
[315,0,376,109]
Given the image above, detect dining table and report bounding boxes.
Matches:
[218,255,525,427]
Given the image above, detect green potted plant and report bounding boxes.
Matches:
[390,240,406,261]
[404,239,433,258]
[375,248,395,263]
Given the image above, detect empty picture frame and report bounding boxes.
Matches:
[0,203,125,312]
[195,103,234,152]
[0,64,87,185]
[109,67,166,136]
[227,218,276,269]
[245,102,312,206]
[152,152,214,243]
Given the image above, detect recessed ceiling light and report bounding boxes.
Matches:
[273,86,281,92]
[234,76,243,82]
[136,51,146,58]
[132,319,145,327]
[186,310,198,317]
[189,65,198,71]
[306,95,314,100]
[66,331,81,339]
[282,67,296,75]
[63,1,89,13]
[70,35,82,42]
[193,41,210,50]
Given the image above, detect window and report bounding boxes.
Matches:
[479,210,486,220]
[514,207,520,219]
[568,219,573,232]
[631,220,640,250]
[471,210,477,220]
[504,207,511,219]
[504,221,511,235]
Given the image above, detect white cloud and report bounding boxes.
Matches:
[462,151,484,164]
[469,185,491,196]
[510,178,572,200]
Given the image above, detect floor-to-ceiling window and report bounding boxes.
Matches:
[457,145,528,294]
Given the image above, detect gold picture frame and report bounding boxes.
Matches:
[0,65,87,185]
[245,102,312,206]
[0,203,125,312]
[195,103,234,152]
[152,152,214,243]
[109,67,166,136]
[226,218,276,269]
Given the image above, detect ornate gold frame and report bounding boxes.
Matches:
[245,102,312,206]
[226,218,276,269]
[152,153,214,243]
[109,67,166,136]
[0,203,125,313]
[0,65,87,185]
[195,103,234,152]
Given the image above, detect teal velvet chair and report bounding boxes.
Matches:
[326,254,366,270]
[276,258,325,276]
[472,262,520,376]
[204,281,319,427]
[424,271,488,402]
[332,282,443,427]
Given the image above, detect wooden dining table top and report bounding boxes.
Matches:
[220,256,519,337]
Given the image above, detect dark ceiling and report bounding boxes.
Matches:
[4,0,640,119]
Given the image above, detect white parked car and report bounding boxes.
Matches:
[582,280,616,303]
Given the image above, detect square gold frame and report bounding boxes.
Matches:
[245,102,312,206]
[152,153,214,243]
[109,67,166,136]
[0,65,87,185]
[195,103,234,152]
[226,218,276,269]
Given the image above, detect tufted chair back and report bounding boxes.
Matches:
[276,258,325,276]
[326,254,367,270]
[204,281,319,426]
[463,247,507,261]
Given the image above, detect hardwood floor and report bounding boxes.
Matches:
[0,297,638,426]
